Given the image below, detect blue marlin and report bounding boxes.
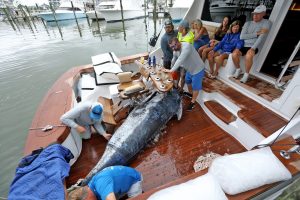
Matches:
[80,89,182,185]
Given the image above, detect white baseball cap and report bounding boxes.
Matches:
[252,5,266,14]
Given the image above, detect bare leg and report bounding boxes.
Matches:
[245,50,255,73]
[202,46,214,62]
[179,68,186,92]
[214,54,229,76]
[198,45,207,59]
[207,51,215,75]
[192,90,199,103]
[232,50,241,69]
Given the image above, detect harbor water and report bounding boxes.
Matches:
[0,17,162,196]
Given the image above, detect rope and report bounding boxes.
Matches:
[252,107,300,150]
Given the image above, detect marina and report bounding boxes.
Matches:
[2,0,300,199]
[0,13,156,197]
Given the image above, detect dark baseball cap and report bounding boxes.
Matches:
[164,19,173,26]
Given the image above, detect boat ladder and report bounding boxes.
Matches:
[275,40,300,90]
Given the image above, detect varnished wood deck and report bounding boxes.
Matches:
[66,96,246,189]
[31,53,297,199]
[203,77,287,137]
[66,76,299,200]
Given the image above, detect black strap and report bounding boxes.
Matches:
[109,52,115,63]
[156,25,164,39]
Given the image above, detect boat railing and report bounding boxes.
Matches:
[275,40,300,90]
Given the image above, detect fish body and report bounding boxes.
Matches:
[81,89,182,185]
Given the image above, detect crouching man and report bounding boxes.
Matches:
[68,166,143,200]
[60,101,112,141]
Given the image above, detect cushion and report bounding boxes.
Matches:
[208,147,292,195]
[147,173,228,200]
[124,84,144,95]
[117,72,132,83]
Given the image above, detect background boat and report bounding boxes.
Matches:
[38,1,87,22]
[168,0,194,22]
[98,0,145,22]
[209,0,240,22]
[86,10,104,20]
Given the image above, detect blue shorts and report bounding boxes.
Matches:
[185,69,205,91]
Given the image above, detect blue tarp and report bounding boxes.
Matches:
[8,144,73,200]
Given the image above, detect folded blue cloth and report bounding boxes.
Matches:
[8,144,73,200]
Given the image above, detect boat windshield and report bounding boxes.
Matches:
[57,7,82,11]
[99,5,115,9]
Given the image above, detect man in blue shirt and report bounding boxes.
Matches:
[68,166,143,200]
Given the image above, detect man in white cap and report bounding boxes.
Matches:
[60,101,112,140]
[232,4,272,83]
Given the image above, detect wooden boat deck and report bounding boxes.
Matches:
[66,96,247,188]
[66,75,300,200]
[203,77,287,137]
[26,55,298,199]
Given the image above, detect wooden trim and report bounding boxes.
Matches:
[24,53,151,156]
[24,65,92,156]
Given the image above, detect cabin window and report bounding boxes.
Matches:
[99,5,115,9]
[260,0,300,78]
[57,7,81,11]
[201,0,276,24]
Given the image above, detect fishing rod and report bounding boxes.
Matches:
[149,24,164,47]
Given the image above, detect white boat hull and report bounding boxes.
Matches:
[86,10,105,20]
[38,10,87,22]
[99,9,145,22]
[168,7,188,22]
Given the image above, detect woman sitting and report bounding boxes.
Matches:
[193,19,210,50]
[198,16,231,62]
[207,20,244,79]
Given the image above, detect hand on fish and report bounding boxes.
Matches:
[76,125,86,133]
[103,133,112,140]
[163,69,172,73]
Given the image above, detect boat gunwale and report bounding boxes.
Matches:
[24,52,148,156]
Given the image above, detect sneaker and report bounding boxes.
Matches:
[183,91,192,98]
[240,73,249,83]
[187,102,195,111]
[233,68,241,78]
[178,90,184,96]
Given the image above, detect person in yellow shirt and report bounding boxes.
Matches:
[177,20,194,44]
